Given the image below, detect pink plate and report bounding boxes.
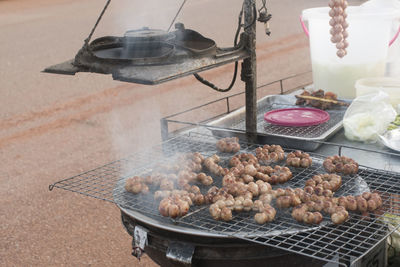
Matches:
[264,108,330,127]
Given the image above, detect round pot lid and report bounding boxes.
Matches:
[124,28,174,42]
[264,108,330,127]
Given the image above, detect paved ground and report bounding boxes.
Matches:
[0,0,364,266]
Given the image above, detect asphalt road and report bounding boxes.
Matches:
[0,0,364,266]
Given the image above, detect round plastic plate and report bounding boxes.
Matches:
[264,108,330,127]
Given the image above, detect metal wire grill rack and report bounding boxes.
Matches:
[49,130,400,266]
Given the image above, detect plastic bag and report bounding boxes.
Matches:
[382,213,400,259]
[343,91,397,142]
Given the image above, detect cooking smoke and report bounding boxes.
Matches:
[106,0,187,175]
[108,0,186,34]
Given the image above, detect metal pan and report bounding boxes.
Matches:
[208,94,348,151]
[172,28,217,56]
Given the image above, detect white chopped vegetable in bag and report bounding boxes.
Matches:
[343,91,397,142]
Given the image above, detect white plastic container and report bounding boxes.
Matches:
[302,6,400,99]
[361,0,400,77]
[355,77,400,108]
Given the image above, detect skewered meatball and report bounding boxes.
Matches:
[209,204,222,220]
[323,155,359,175]
[269,166,293,184]
[356,196,368,213]
[160,178,175,191]
[125,176,149,194]
[159,196,192,218]
[254,212,269,224]
[255,172,270,182]
[339,192,383,214]
[229,153,259,167]
[331,209,349,225]
[209,202,233,221]
[193,194,205,205]
[241,174,254,184]
[291,205,324,225]
[254,204,276,224]
[220,207,233,221]
[259,193,274,205]
[255,145,285,164]
[293,196,351,225]
[244,164,258,177]
[247,182,260,197]
[216,137,241,153]
[204,155,228,176]
[286,150,312,168]
[276,196,292,209]
[154,190,172,200]
[196,172,214,185]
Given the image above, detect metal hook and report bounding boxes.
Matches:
[257,0,272,35]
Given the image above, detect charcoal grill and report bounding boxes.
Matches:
[50,130,400,266]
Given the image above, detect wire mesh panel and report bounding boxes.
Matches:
[231,102,345,139]
[209,95,346,139]
[206,94,347,151]
[50,131,400,266]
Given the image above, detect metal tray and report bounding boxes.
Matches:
[208,94,347,151]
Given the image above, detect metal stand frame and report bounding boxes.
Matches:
[242,0,258,138]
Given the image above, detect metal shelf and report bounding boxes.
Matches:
[43,47,249,85]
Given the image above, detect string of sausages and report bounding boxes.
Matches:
[328,0,349,58]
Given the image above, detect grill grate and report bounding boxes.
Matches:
[50,130,400,266]
[227,101,346,139]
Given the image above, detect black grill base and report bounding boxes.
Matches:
[121,211,326,267]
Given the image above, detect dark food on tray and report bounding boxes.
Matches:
[286,150,313,168]
[323,155,359,175]
[295,89,345,110]
[216,137,241,153]
[124,141,381,225]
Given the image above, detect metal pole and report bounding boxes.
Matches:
[242,0,257,141]
[160,118,169,141]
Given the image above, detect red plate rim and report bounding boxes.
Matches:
[264,107,330,127]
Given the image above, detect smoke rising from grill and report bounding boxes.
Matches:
[108,0,186,34]
[105,0,245,194]
[108,96,163,178]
